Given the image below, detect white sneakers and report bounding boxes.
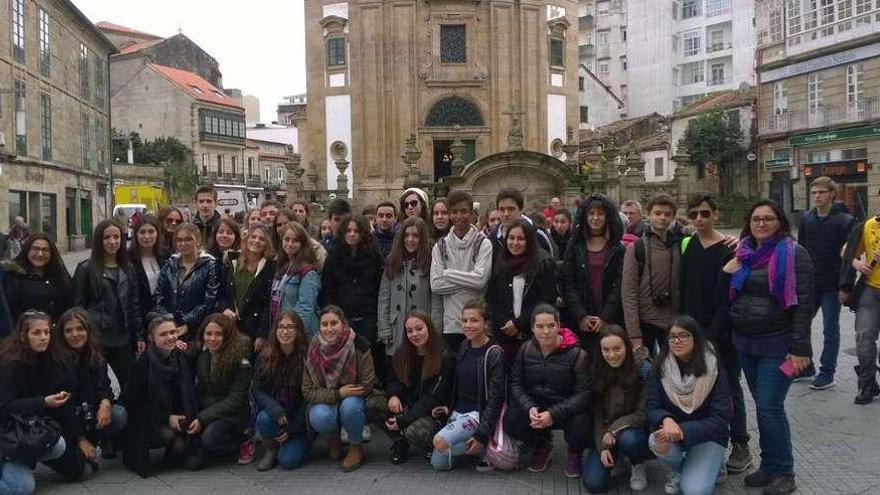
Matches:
[629,463,648,491]
[664,471,681,495]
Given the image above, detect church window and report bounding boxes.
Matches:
[440,25,466,63]
[550,38,565,67]
[425,96,484,126]
[327,37,346,67]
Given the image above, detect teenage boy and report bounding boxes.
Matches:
[193,185,220,240]
[430,190,493,351]
[621,194,681,357]
[259,200,283,229]
[323,199,352,252]
[797,176,855,389]
[372,202,399,259]
[492,187,555,257]
[681,195,752,474]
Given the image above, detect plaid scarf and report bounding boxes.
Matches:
[305,325,357,389]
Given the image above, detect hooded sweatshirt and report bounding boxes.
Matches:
[430,225,493,334]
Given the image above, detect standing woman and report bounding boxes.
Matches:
[716,200,814,495]
[128,216,168,355]
[186,314,253,470]
[2,233,72,323]
[583,326,652,493]
[246,209,263,230]
[221,224,275,352]
[561,194,625,356]
[647,316,731,495]
[430,300,505,472]
[431,198,451,241]
[303,306,376,472]
[378,217,434,358]
[487,220,558,363]
[321,215,385,381]
[73,220,141,387]
[272,222,321,338]
[400,188,430,224]
[53,308,129,462]
[153,222,220,345]
[275,210,327,271]
[251,312,310,471]
[158,206,185,257]
[290,200,319,239]
[207,218,242,261]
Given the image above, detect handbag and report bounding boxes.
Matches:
[0,415,62,465]
[845,276,866,312]
[484,403,520,471]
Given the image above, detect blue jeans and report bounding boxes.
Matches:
[582,428,652,493]
[0,436,66,495]
[430,411,480,471]
[308,396,365,444]
[649,436,726,495]
[812,290,841,377]
[256,410,308,470]
[739,352,794,476]
[854,286,880,382]
[200,418,244,456]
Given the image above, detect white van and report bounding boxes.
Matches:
[214,185,248,217]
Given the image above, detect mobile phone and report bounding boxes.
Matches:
[779,360,796,378]
[178,417,192,431]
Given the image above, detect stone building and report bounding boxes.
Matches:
[277,94,307,127]
[301,0,581,204]
[0,0,116,251]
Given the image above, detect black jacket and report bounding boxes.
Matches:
[386,350,455,430]
[840,218,873,292]
[320,244,384,319]
[0,354,79,441]
[220,258,275,339]
[551,230,571,260]
[561,194,625,328]
[798,208,855,291]
[487,256,558,344]
[73,260,142,347]
[153,252,220,338]
[61,359,113,440]
[129,254,170,335]
[450,341,505,444]
[509,330,590,424]
[193,210,221,242]
[1,260,72,323]
[251,353,307,436]
[372,225,398,260]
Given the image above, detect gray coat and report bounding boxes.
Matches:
[377,259,436,356]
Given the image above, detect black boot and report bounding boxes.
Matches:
[854,366,880,404]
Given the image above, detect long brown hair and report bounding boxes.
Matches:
[14,234,71,291]
[52,307,105,369]
[241,224,276,269]
[275,221,317,278]
[89,219,129,292]
[207,217,243,257]
[391,310,445,387]
[199,313,250,380]
[384,217,432,279]
[592,324,639,392]
[0,312,53,365]
[158,206,184,251]
[258,311,307,384]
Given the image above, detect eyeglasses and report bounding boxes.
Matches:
[404,200,420,209]
[687,210,712,220]
[277,324,298,331]
[28,246,51,254]
[667,332,692,343]
[165,218,182,225]
[750,216,778,225]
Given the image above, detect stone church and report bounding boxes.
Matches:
[300,0,581,205]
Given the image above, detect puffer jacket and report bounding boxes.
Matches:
[508,328,590,424]
[487,256,558,345]
[1,259,72,323]
[221,258,275,340]
[561,194,625,328]
[386,350,455,430]
[194,337,253,428]
[153,252,219,338]
[73,260,142,347]
[449,341,505,445]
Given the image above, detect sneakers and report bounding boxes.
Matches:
[527,444,553,473]
[744,469,773,488]
[854,381,880,405]
[726,442,753,473]
[629,463,647,491]
[809,373,836,390]
[563,450,581,478]
[792,363,816,382]
[390,439,409,465]
[362,425,372,443]
[237,437,256,465]
[763,474,797,495]
[664,471,681,494]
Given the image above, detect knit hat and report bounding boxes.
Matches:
[400,187,429,207]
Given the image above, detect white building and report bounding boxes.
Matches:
[579,64,626,128]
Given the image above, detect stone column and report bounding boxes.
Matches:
[284,150,303,200]
[562,126,579,172]
[449,127,467,177]
[401,134,423,188]
[330,141,350,197]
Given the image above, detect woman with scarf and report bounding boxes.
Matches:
[647,315,731,495]
[220,224,275,352]
[715,200,814,495]
[272,222,321,337]
[121,314,199,478]
[303,306,376,472]
[487,220,558,364]
[252,312,310,471]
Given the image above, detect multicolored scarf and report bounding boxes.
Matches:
[305,325,357,389]
[729,235,798,310]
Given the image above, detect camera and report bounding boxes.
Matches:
[75,401,96,433]
[653,291,672,307]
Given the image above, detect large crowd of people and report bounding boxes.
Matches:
[0,177,868,495]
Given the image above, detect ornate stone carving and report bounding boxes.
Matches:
[402,134,423,186]
[330,141,350,195]
[449,126,467,176]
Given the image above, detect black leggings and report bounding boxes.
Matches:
[104,344,134,389]
[503,403,592,452]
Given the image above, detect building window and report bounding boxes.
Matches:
[620,56,627,71]
[231,156,238,175]
[580,105,589,123]
[202,154,209,175]
[40,194,57,240]
[40,94,51,161]
[708,29,725,51]
[682,0,701,19]
[772,148,791,161]
[681,61,705,84]
[199,109,246,144]
[277,168,284,181]
[578,76,585,91]
[11,0,25,63]
[838,0,853,20]
[706,0,731,17]
[654,156,665,177]
[598,30,609,45]
[773,81,787,114]
[39,8,50,76]
[81,113,92,169]
[847,63,862,105]
[597,1,610,14]
[620,27,627,42]
[217,155,223,174]
[620,85,628,107]
[709,62,726,85]
[682,30,702,57]
[843,147,868,160]
[550,38,565,67]
[808,73,822,111]
[807,150,832,163]
[96,119,105,172]
[14,80,26,156]
[94,57,105,107]
[79,44,90,99]
[424,96,484,126]
[598,60,610,74]
[327,37,346,67]
[247,157,254,176]
[440,25,466,64]
[820,0,836,36]
[8,191,26,228]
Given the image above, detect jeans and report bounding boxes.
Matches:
[0,437,65,495]
[200,418,245,456]
[255,411,308,470]
[854,286,880,383]
[582,428,652,493]
[503,405,591,452]
[88,404,128,441]
[812,290,841,377]
[430,410,480,471]
[308,396,366,444]
[739,352,794,476]
[649,435,726,495]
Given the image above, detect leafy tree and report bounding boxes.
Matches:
[681,110,744,196]
[111,130,197,200]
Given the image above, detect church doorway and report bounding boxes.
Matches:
[433,139,475,181]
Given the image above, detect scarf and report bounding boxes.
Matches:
[305,326,357,389]
[660,348,718,415]
[729,235,798,310]
[507,253,528,276]
[147,345,198,418]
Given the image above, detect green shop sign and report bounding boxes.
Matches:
[790,125,880,147]
[764,158,791,170]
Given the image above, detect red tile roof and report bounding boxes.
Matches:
[96,21,162,40]
[148,63,243,110]
[117,39,162,55]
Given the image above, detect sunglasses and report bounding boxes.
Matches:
[165,218,182,225]
[687,210,712,220]
[404,200,420,209]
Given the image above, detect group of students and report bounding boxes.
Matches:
[0,181,825,495]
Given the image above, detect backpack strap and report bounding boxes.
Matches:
[472,233,487,266]
[634,237,646,279]
[680,235,693,256]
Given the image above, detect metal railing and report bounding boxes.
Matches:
[707,75,733,87]
[759,99,880,135]
[706,41,733,53]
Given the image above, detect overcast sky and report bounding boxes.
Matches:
[74,0,306,123]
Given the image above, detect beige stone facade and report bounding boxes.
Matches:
[301,0,580,204]
[0,0,115,251]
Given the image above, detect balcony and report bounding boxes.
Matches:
[199,172,219,185]
[706,41,732,54]
[579,15,593,31]
[707,75,733,87]
[246,175,261,187]
[264,178,285,190]
[579,43,595,62]
[759,100,880,136]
